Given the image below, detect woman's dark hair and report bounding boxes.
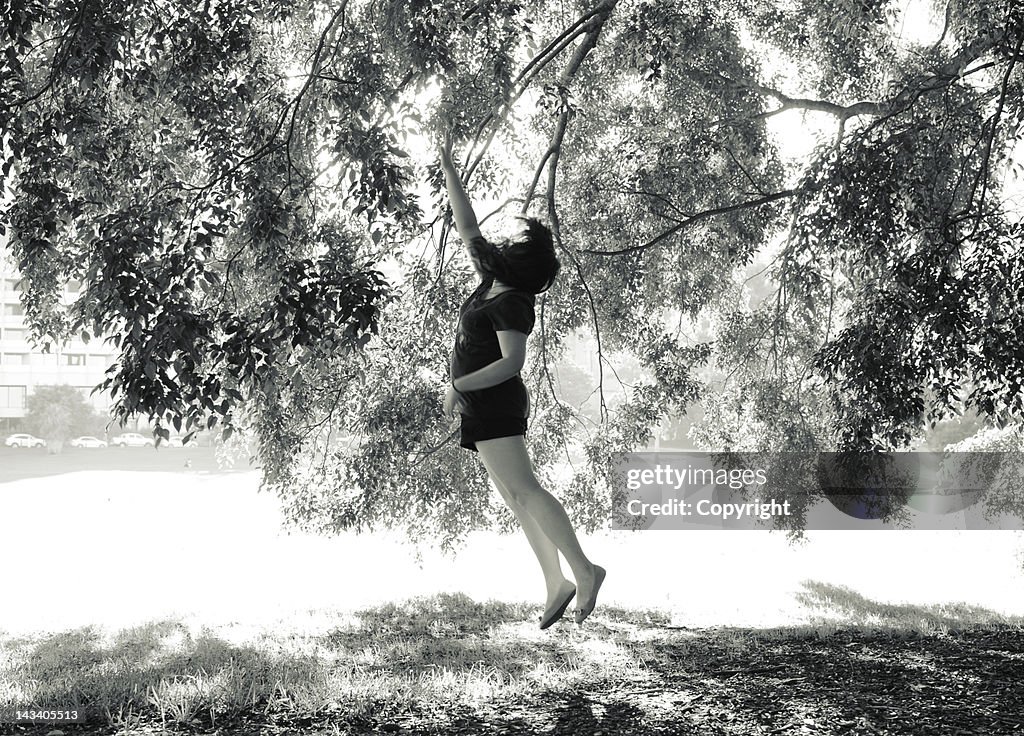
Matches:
[469,217,560,294]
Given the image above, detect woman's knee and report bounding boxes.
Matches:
[503,479,545,507]
[490,477,522,509]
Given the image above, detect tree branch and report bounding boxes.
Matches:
[478,196,542,226]
[594,186,692,219]
[532,0,619,423]
[927,2,953,56]
[285,2,350,188]
[703,31,1007,124]
[522,147,557,214]
[582,189,800,256]
[463,6,603,181]
[18,0,91,105]
[966,30,1023,238]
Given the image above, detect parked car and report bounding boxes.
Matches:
[111,432,155,447]
[4,433,46,448]
[161,436,184,448]
[70,436,108,448]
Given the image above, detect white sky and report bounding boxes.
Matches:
[898,0,946,46]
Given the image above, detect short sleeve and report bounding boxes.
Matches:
[487,293,535,335]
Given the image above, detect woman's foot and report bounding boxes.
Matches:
[573,564,606,625]
[539,579,576,630]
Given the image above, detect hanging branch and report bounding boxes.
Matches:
[965,30,1023,239]
[16,0,91,106]
[528,0,619,423]
[285,1,351,190]
[175,1,351,199]
[545,109,608,422]
[537,295,589,473]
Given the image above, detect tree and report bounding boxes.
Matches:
[3,0,1023,543]
[22,384,107,451]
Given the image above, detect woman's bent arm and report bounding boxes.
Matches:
[453,357,521,391]
[453,330,527,391]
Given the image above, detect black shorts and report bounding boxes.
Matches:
[459,414,528,452]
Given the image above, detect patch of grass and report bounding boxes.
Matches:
[794,580,1023,633]
[350,591,536,638]
[0,618,321,730]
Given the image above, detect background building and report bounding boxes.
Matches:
[0,256,119,434]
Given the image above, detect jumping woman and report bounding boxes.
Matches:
[438,137,606,628]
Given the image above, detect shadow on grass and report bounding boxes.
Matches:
[2,585,1022,734]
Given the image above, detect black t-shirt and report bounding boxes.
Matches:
[450,248,536,418]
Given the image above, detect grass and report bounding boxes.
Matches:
[2,587,1023,735]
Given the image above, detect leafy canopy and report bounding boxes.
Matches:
[3,0,1023,543]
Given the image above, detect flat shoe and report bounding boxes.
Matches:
[539,586,576,630]
[574,565,606,625]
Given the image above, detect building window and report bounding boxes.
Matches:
[1,328,28,341]
[3,279,21,293]
[0,386,27,409]
[29,352,56,367]
[2,303,24,317]
[65,354,86,366]
[2,353,29,365]
[67,280,83,293]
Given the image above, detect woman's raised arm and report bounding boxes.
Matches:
[438,137,482,244]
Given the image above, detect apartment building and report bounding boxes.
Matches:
[0,258,119,433]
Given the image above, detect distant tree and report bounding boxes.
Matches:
[921,410,986,451]
[22,384,107,452]
[942,423,1024,523]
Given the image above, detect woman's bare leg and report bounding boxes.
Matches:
[476,435,605,622]
[488,472,576,616]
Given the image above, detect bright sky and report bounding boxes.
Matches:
[898,0,946,45]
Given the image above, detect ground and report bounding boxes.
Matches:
[2,601,1022,735]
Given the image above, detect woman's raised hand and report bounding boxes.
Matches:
[438,129,455,169]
